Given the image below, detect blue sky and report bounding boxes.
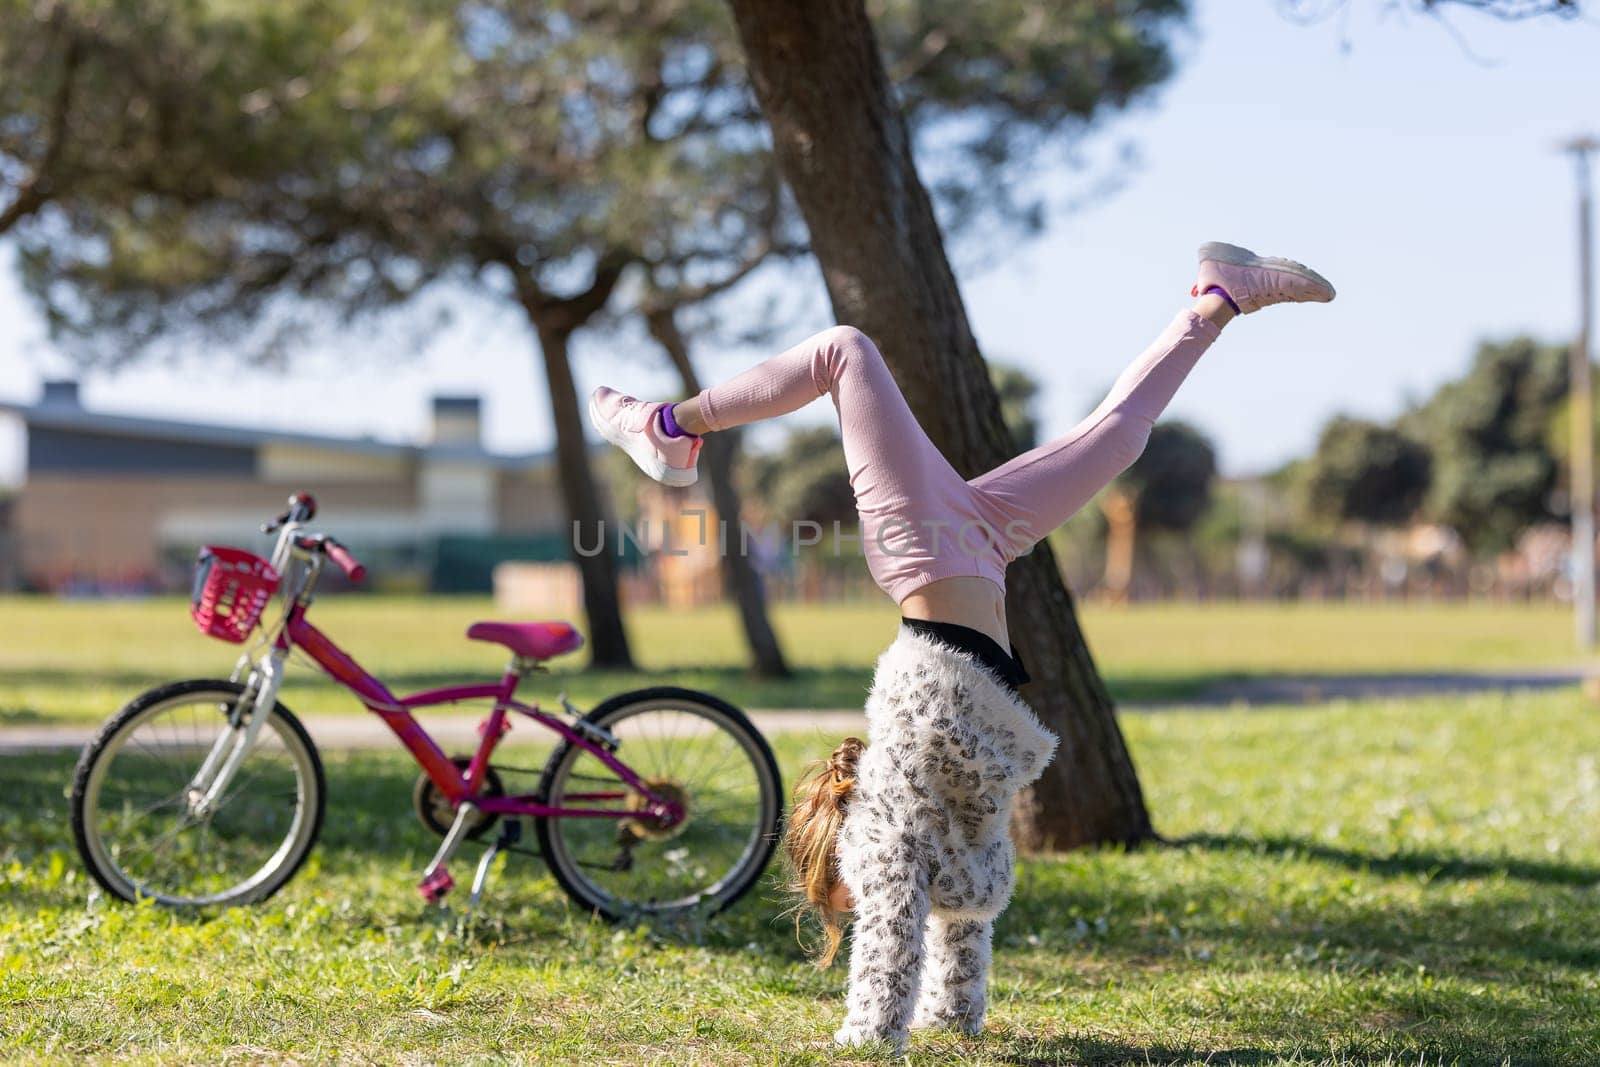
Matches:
[1,1,1597,483]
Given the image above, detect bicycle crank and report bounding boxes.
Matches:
[413,758,503,840]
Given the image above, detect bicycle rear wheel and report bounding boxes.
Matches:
[535,687,782,921]
[71,679,325,907]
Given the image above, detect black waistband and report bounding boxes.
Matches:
[899,617,1031,692]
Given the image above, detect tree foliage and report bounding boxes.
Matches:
[10,0,783,359]
[0,0,360,238]
[1300,416,1432,527]
[1403,336,1567,554]
[2,0,1192,668]
[5,0,1190,360]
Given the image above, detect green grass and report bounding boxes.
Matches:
[5,690,1600,1064]
[0,597,1587,724]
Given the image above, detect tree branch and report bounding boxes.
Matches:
[1278,0,1580,22]
[516,253,631,332]
[639,160,799,311]
[1419,0,1580,16]
[641,234,782,312]
[0,33,82,235]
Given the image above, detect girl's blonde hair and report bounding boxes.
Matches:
[782,736,864,968]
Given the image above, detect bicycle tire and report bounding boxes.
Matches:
[70,678,326,908]
[534,687,782,921]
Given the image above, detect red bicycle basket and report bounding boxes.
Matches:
[190,546,281,643]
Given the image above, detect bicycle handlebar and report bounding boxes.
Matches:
[291,533,366,584]
[322,540,367,584]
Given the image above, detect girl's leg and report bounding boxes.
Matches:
[679,326,909,436]
[910,915,993,1034]
[689,326,969,505]
[600,325,969,506]
[970,306,1224,558]
[971,242,1337,558]
[697,328,996,598]
[595,244,1332,584]
[595,325,987,599]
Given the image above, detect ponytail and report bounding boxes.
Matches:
[782,736,864,967]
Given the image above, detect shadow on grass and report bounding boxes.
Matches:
[991,847,1600,1064]
[0,747,788,944]
[994,836,1600,979]
[999,1027,1565,1067]
[0,751,85,912]
[999,1039,1278,1066]
[1182,832,1600,889]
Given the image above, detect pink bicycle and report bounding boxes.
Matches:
[69,494,783,918]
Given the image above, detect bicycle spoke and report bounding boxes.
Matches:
[129,734,194,789]
[111,790,189,823]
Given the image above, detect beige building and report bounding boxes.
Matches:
[2,381,568,593]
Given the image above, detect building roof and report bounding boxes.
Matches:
[0,391,555,472]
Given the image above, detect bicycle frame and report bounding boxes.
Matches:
[280,605,682,824]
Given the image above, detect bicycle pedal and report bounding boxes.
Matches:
[418,866,455,904]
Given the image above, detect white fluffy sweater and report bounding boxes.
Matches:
[833,627,1059,1048]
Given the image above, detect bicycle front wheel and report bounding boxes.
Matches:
[535,687,782,921]
[70,679,325,908]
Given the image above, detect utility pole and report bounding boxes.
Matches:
[1564,135,1597,650]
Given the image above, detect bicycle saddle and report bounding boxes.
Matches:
[465,621,585,661]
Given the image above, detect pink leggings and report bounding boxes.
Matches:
[696,310,1221,602]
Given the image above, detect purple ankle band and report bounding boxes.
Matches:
[658,403,693,438]
[1205,285,1241,315]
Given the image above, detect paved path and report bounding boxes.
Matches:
[1154,667,1594,708]
[2,668,1590,755]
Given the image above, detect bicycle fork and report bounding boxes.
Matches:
[185,651,286,818]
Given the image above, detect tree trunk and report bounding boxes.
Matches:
[646,310,791,679]
[529,319,636,669]
[726,0,1154,849]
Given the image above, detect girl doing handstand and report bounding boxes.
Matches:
[590,243,1335,1049]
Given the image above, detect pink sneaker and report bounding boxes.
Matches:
[1192,242,1336,314]
[587,386,701,487]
